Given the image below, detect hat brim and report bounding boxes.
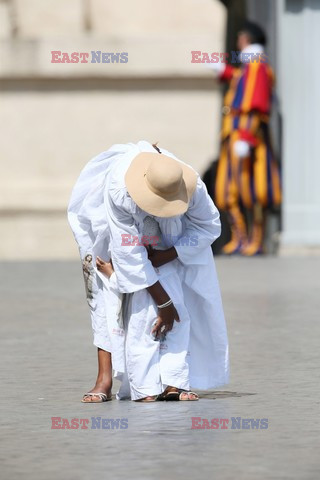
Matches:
[125,152,197,218]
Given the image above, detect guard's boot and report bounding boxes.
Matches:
[241,221,264,256]
[222,207,247,255]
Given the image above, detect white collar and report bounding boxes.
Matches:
[240,43,264,63]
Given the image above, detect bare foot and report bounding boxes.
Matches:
[82,379,112,403]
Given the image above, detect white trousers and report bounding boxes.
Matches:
[90,269,191,401]
[124,271,191,401]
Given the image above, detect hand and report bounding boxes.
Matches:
[152,303,180,339]
[147,245,177,268]
[233,140,250,159]
[96,256,114,278]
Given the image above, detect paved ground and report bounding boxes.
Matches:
[0,257,319,480]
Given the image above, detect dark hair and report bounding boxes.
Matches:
[239,20,267,46]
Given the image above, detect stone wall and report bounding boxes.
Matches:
[0,0,226,259]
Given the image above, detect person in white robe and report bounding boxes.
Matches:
[68,140,229,402]
[96,216,193,402]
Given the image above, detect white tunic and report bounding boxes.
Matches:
[68,140,229,396]
[103,214,191,400]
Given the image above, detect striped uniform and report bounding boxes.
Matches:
[215,61,281,211]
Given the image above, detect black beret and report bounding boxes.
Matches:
[239,20,267,46]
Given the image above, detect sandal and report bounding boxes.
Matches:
[158,388,199,401]
[81,392,112,403]
[135,395,159,403]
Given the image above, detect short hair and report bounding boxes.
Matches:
[239,20,267,46]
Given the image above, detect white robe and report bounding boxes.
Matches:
[68,140,229,396]
[107,262,191,401]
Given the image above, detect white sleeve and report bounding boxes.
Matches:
[95,268,120,292]
[105,187,159,294]
[205,61,226,77]
[174,178,221,265]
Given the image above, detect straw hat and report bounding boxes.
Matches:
[125,152,197,217]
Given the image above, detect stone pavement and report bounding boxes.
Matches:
[0,257,319,480]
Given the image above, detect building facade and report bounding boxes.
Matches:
[0,0,226,259]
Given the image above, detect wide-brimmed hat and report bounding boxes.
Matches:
[125,152,197,217]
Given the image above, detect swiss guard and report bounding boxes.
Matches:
[212,21,281,255]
